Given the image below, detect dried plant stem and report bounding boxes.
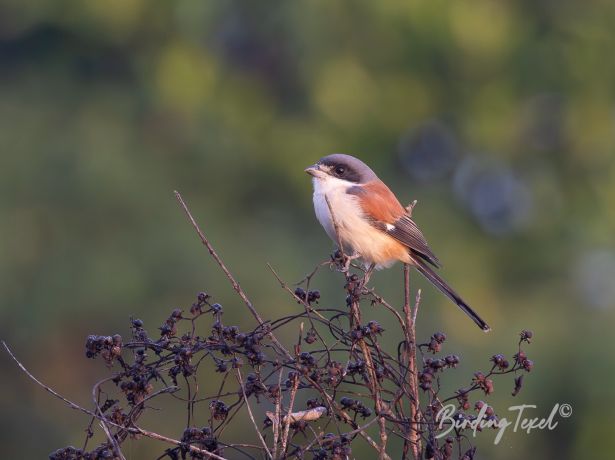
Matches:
[98,421,126,460]
[236,369,272,459]
[272,369,283,460]
[267,263,329,324]
[303,374,383,454]
[3,340,97,418]
[133,427,229,460]
[351,298,391,460]
[6,195,535,460]
[2,341,228,460]
[301,414,381,453]
[279,377,299,458]
[93,376,125,459]
[175,191,292,360]
[323,195,346,261]
[403,264,422,460]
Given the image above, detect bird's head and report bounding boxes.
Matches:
[304,153,377,185]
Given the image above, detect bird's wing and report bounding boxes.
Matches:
[348,183,441,268]
[386,214,441,267]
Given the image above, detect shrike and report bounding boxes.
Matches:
[305,153,490,331]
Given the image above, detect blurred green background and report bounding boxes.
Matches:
[1,0,614,458]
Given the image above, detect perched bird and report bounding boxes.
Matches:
[305,153,490,331]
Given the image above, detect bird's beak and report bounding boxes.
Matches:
[305,164,325,178]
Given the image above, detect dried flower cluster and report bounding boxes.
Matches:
[44,268,533,460]
[6,193,535,460]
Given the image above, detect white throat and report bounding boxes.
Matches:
[311,175,357,244]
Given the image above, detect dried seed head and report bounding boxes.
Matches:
[520,330,533,343]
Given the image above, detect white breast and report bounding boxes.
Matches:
[311,177,406,268]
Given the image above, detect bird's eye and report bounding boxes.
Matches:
[334,166,345,176]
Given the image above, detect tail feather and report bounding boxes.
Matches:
[414,260,491,332]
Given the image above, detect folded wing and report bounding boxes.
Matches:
[387,214,441,268]
[348,183,440,268]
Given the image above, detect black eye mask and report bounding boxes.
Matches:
[320,160,362,184]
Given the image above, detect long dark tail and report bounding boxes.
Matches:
[414,260,491,332]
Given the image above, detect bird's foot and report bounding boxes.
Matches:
[342,255,357,273]
[334,251,360,273]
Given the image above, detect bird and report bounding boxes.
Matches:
[305,153,490,332]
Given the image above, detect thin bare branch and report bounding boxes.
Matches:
[236,369,272,459]
[9,197,535,460]
[175,190,292,360]
[279,376,299,458]
[3,341,228,459]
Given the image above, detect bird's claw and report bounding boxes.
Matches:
[333,251,360,273]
